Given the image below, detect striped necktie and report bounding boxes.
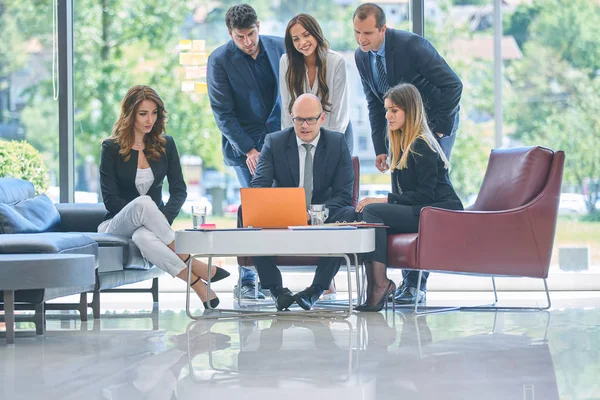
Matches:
[375,54,389,95]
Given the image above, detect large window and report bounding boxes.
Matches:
[0,1,58,197]
[424,0,600,287]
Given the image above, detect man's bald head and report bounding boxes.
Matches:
[291,94,325,143]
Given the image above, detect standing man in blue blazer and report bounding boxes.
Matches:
[248,94,356,311]
[207,4,286,300]
[353,3,463,304]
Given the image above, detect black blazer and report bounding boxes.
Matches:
[99,136,187,224]
[207,35,286,167]
[388,137,463,216]
[250,127,354,211]
[355,28,463,156]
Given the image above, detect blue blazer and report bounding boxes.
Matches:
[250,127,354,211]
[207,35,286,167]
[355,28,463,156]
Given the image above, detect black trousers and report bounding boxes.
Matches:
[243,205,357,291]
[361,203,428,290]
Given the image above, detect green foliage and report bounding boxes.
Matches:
[505,0,600,214]
[503,2,541,47]
[0,140,50,194]
[449,121,491,203]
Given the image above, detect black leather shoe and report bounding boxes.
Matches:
[294,286,324,310]
[270,286,295,311]
[393,286,426,304]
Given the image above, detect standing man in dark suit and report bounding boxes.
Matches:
[353,3,462,304]
[353,2,462,167]
[207,4,286,300]
[248,94,356,311]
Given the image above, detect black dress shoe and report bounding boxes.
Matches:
[270,286,295,311]
[394,286,426,304]
[294,286,323,310]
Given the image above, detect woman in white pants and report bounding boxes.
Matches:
[98,85,229,309]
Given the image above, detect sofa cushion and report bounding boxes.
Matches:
[0,232,97,256]
[82,233,151,270]
[0,178,35,204]
[0,194,61,234]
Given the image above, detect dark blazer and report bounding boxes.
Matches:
[388,137,463,216]
[250,127,354,212]
[207,35,286,167]
[99,136,187,224]
[355,28,463,156]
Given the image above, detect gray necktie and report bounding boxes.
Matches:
[302,143,314,208]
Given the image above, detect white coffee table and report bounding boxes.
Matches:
[175,228,375,320]
[0,253,96,344]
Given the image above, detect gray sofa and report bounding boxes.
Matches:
[0,177,164,331]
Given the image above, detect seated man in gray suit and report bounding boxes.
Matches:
[249,93,355,311]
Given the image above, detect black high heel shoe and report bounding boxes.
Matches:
[189,276,221,309]
[182,255,231,283]
[203,297,220,309]
[355,280,396,312]
[208,267,230,283]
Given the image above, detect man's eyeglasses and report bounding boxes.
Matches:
[291,113,322,126]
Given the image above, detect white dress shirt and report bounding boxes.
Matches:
[280,50,349,134]
[296,133,320,189]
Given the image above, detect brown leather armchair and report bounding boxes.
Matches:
[387,146,565,312]
[237,156,360,284]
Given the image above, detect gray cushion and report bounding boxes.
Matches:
[0,194,61,234]
[0,232,97,256]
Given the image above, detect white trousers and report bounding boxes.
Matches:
[98,196,186,277]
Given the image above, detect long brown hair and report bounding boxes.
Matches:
[284,14,331,115]
[385,83,449,170]
[107,85,167,162]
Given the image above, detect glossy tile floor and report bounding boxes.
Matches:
[2,293,600,400]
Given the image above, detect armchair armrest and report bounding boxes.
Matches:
[55,203,107,233]
[416,206,549,279]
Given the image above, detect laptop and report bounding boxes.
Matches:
[240,187,308,228]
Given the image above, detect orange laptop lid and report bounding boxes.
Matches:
[241,188,308,228]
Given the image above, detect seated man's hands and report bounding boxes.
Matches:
[356,197,386,213]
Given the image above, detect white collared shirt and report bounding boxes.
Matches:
[296,133,320,188]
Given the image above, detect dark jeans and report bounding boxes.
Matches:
[233,165,253,188]
[361,203,427,290]
[437,112,460,160]
[233,164,256,285]
[253,205,357,291]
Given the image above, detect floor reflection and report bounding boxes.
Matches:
[3,307,599,399]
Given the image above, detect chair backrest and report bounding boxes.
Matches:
[351,156,360,207]
[471,146,554,211]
